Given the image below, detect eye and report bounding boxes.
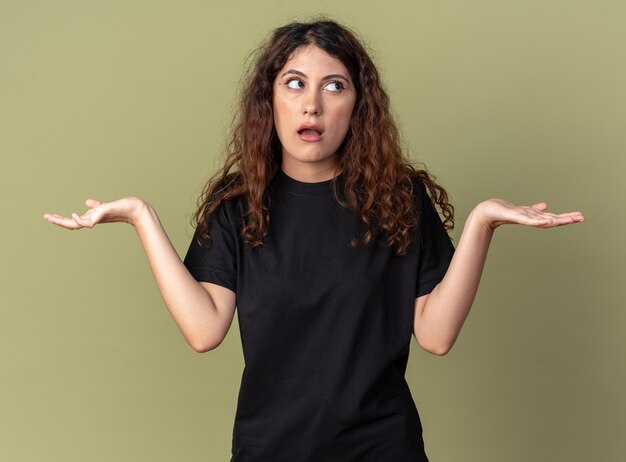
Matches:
[324,81,345,92]
[286,78,304,90]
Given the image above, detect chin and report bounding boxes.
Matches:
[287,152,333,163]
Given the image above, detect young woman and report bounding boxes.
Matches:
[43,19,584,462]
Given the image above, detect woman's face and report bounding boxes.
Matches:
[272,45,356,181]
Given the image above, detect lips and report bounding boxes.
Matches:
[297,123,323,141]
[297,123,323,135]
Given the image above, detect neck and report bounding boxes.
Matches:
[280,159,340,183]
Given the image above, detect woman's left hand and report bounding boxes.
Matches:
[473,199,585,231]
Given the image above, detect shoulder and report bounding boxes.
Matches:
[406,171,449,232]
[208,172,244,200]
[202,173,248,227]
[210,172,247,205]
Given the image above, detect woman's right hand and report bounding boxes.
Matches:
[43,195,236,352]
[43,197,148,230]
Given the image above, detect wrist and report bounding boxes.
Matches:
[128,198,153,228]
[468,201,498,233]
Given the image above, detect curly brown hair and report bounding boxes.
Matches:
[192,19,454,256]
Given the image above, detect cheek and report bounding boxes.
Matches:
[273,97,295,130]
[272,99,287,135]
[335,102,355,134]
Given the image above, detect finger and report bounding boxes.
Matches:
[536,212,558,218]
[523,216,556,227]
[85,198,104,208]
[554,211,585,219]
[531,215,583,228]
[72,212,94,228]
[535,211,584,223]
[556,214,585,223]
[526,208,584,222]
[530,202,548,211]
[43,213,68,221]
[43,214,82,230]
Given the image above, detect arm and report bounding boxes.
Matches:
[43,198,236,352]
[413,199,585,356]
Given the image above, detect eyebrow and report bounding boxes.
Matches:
[280,69,350,82]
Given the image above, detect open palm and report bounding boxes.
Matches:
[476,199,585,230]
[43,197,146,230]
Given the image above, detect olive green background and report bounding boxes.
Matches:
[1,1,624,461]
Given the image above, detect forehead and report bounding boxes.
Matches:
[279,45,351,79]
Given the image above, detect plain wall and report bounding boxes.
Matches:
[1,1,624,461]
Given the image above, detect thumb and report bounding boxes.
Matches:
[85,198,104,208]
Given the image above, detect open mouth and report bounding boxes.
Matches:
[297,124,324,140]
[297,128,322,136]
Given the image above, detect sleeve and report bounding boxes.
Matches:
[415,182,455,298]
[183,201,238,293]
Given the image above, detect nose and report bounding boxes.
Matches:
[304,104,318,115]
[302,89,322,116]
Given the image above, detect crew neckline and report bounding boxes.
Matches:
[274,168,343,195]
